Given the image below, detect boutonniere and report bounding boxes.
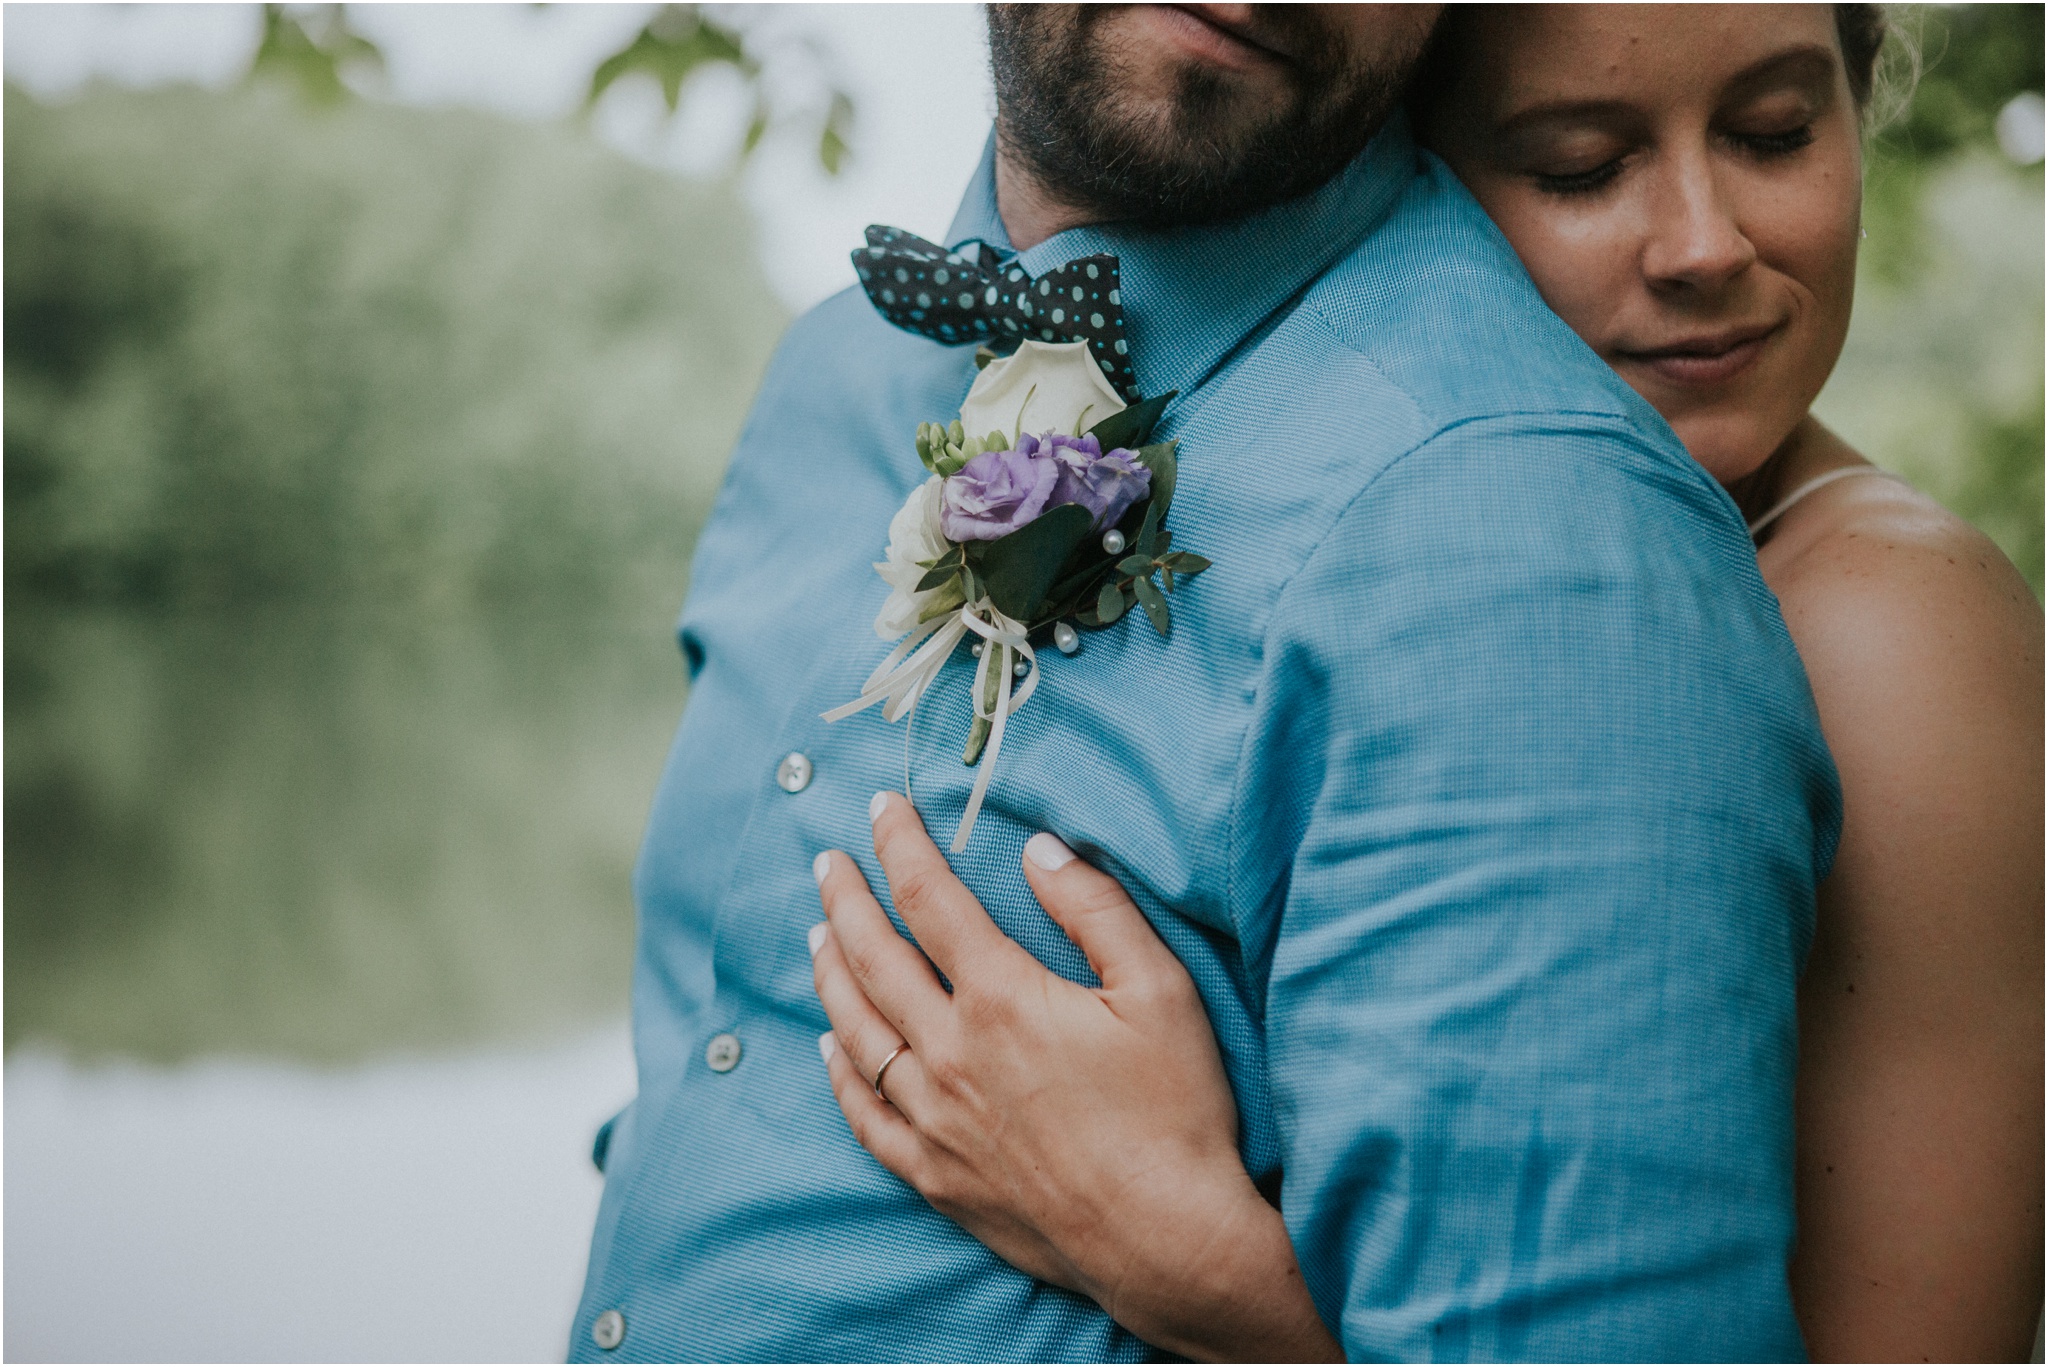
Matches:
[823,339,1212,851]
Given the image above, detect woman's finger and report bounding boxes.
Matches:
[868,791,1021,982]
[1020,832,1188,993]
[814,848,949,1037]
[810,916,906,1074]
[818,1030,925,1181]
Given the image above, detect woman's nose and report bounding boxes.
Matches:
[1640,157,1757,294]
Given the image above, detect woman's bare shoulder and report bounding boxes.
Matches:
[1761,470,2041,717]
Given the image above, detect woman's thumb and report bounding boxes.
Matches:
[1021,833,1179,991]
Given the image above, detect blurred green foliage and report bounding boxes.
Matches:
[585,4,854,176]
[1862,3,2045,281]
[248,3,384,107]
[4,82,782,613]
[5,80,784,1059]
[1884,4,2042,160]
[1817,4,2044,592]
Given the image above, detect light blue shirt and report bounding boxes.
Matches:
[571,122,1839,1363]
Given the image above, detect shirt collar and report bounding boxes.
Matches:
[944,116,1416,402]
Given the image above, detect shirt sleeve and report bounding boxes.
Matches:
[1236,414,1840,1362]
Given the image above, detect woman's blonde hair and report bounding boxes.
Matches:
[1840,4,1921,134]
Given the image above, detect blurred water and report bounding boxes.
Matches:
[4,606,679,1360]
[5,1026,635,1363]
[6,607,681,1062]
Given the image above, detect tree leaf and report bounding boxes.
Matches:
[1096,581,1128,623]
[1117,554,1152,577]
[1162,552,1211,574]
[1132,575,1170,636]
[1134,440,1177,513]
[915,564,958,593]
[1086,391,1175,451]
[818,90,853,176]
[977,503,1093,619]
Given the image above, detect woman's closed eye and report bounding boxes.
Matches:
[1724,122,1817,160]
[1531,155,1631,197]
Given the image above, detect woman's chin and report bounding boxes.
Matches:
[1666,417,1785,490]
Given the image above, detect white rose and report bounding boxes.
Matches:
[959,338,1126,443]
[872,475,955,639]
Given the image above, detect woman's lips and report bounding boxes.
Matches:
[1617,324,1782,388]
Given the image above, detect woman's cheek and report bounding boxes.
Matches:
[1487,193,1640,348]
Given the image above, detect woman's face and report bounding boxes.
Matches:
[1425,5,1864,484]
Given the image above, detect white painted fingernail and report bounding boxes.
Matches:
[812,851,831,887]
[869,791,891,821]
[807,922,828,957]
[817,1031,836,1063]
[1025,832,1076,871]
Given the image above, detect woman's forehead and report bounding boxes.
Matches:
[1457,4,1843,110]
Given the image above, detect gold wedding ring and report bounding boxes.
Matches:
[872,1043,910,1102]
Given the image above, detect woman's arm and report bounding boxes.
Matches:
[1772,492,2045,1362]
[809,795,1343,1362]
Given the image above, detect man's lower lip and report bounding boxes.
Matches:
[1623,335,1771,387]
[1145,6,1283,72]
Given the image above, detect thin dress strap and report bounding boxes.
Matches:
[1748,466,1899,540]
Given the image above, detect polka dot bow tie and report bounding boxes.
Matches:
[851,225,1138,401]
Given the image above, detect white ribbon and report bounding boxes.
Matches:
[821,598,1038,852]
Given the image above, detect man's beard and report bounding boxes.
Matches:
[987,5,1420,228]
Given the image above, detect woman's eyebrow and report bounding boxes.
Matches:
[1491,43,1843,137]
[1719,45,1841,104]
[1493,100,1641,142]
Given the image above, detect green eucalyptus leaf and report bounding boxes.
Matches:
[1132,575,1170,636]
[1134,440,1178,520]
[1136,500,1163,560]
[1117,554,1152,576]
[978,503,1093,619]
[918,581,966,621]
[1163,552,1211,574]
[1096,580,1128,624]
[1087,391,1175,451]
[1162,566,1175,593]
[915,564,959,594]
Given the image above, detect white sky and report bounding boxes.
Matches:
[1,2,998,312]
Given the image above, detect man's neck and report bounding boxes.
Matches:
[993,141,1099,252]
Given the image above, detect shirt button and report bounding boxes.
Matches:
[776,751,813,793]
[591,1309,625,1351]
[705,1032,743,1073]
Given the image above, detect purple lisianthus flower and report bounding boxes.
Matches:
[1044,432,1152,533]
[939,441,1059,541]
[940,431,1154,542]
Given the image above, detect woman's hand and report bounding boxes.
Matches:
[808,792,1340,1362]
